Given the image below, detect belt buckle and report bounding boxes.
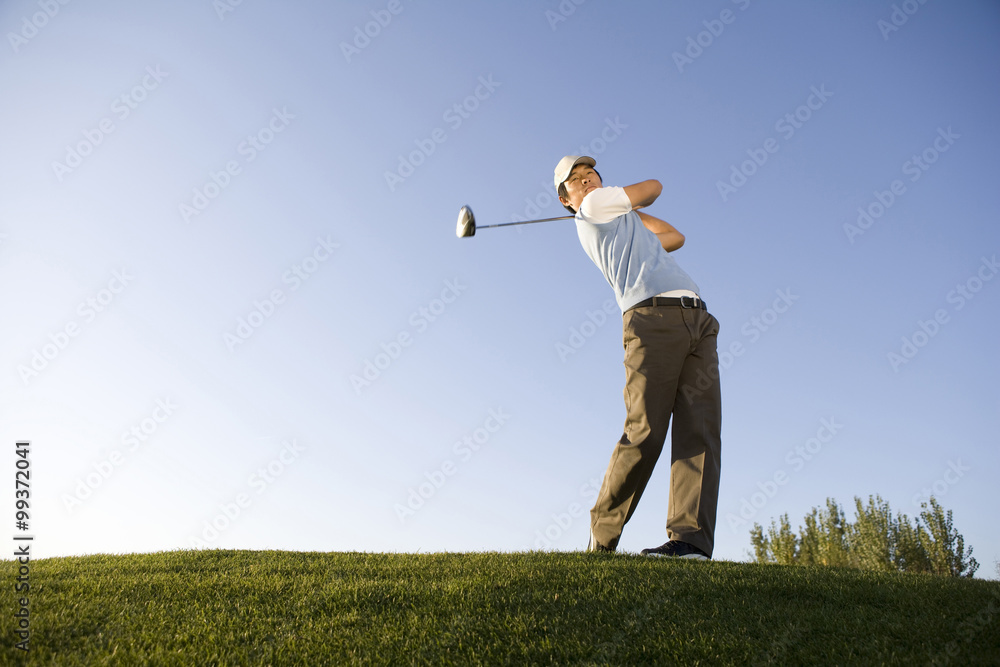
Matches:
[680,295,697,309]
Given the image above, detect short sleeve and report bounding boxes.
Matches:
[578,187,632,225]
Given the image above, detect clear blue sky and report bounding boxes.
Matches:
[1,1,997,576]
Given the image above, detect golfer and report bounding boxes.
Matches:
[555,155,722,559]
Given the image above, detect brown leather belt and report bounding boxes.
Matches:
[627,296,706,312]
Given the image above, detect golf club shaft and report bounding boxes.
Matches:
[476,215,575,230]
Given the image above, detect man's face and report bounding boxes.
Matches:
[559,164,602,212]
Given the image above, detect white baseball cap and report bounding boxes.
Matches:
[553,155,596,192]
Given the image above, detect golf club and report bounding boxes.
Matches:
[455,205,574,238]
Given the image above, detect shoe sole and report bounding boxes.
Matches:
[640,551,709,560]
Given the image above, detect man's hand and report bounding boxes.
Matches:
[623,179,662,209]
[637,211,685,252]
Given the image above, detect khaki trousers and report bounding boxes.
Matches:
[590,305,722,556]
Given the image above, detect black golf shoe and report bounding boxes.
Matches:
[640,540,709,560]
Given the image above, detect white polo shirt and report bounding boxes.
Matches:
[575,186,701,312]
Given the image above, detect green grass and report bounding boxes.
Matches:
[3,550,999,665]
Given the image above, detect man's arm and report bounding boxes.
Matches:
[623,179,662,209]
[637,211,685,252]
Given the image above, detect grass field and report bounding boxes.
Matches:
[3,550,999,665]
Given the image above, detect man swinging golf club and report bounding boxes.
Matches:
[555,155,722,560]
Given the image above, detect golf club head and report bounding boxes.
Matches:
[456,205,476,238]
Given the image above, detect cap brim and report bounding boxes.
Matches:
[555,156,597,191]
